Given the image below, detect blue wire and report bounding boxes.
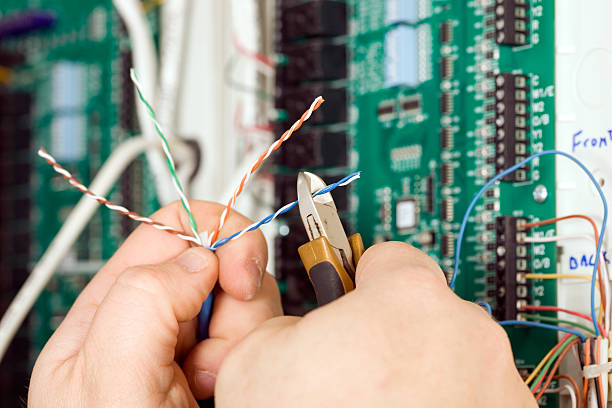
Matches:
[476,301,493,316]
[197,293,214,340]
[210,172,361,250]
[449,150,607,338]
[498,320,586,343]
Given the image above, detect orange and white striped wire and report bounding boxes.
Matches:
[208,96,324,245]
[37,148,202,246]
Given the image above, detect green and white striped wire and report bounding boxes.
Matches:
[130,68,203,246]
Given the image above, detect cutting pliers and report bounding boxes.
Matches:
[297,172,365,306]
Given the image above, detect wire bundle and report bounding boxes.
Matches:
[39,147,359,250]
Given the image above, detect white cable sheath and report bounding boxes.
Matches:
[112,0,176,205]
[544,384,577,408]
[0,137,158,361]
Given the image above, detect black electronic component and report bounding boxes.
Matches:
[440,128,454,150]
[378,101,395,118]
[440,92,453,115]
[280,42,347,85]
[493,216,530,321]
[426,175,435,214]
[279,86,347,125]
[440,198,454,222]
[440,163,454,186]
[441,234,455,258]
[401,96,421,114]
[440,57,453,79]
[495,0,530,46]
[440,21,453,44]
[277,130,348,169]
[494,73,530,181]
[280,1,347,43]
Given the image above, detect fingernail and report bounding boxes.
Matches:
[244,258,264,300]
[194,369,216,391]
[175,248,210,273]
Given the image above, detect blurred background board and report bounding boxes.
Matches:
[0,1,159,403]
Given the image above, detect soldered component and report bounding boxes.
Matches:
[440,56,453,79]
[378,100,396,121]
[426,175,435,213]
[400,95,421,115]
[440,162,454,186]
[440,92,454,115]
[395,197,418,231]
[494,0,529,46]
[441,234,455,258]
[440,127,454,150]
[440,21,453,44]
[416,231,436,247]
[440,198,454,222]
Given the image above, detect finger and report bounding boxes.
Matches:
[82,247,218,373]
[214,220,268,302]
[183,272,282,399]
[355,241,447,290]
[49,201,266,359]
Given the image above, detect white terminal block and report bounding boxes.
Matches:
[555,0,612,406]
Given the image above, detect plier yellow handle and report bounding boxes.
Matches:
[297,172,365,306]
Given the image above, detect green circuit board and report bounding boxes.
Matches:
[349,0,558,405]
[0,0,159,362]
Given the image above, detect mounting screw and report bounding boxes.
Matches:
[533,185,548,203]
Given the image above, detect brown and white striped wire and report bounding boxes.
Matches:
[37,148,203,246]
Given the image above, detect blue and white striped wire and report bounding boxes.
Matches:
[449,150,608,337]
[211,172,361,250]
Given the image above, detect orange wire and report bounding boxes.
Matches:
[209,97,324,244]
[535,337,581,400]
[596,337,605,408]
[552,375,582,408]
[520,214,606,329]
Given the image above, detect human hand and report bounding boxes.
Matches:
[29,201,282,406]
[216,242,536,407]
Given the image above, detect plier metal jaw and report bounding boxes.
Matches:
[297,172,365,306]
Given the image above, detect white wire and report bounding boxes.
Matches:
[0,137,159,361]
[544,384,577,408]
[523,233,612,333]
[113,0,176,206]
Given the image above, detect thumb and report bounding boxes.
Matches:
[82,247,218,373]
[354,241,447,290]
